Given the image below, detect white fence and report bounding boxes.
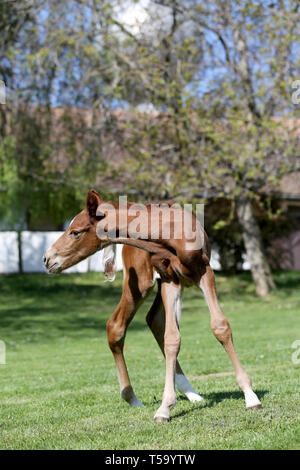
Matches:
[0,231,124,274]
[0,231,238,274]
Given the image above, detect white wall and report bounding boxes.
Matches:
[0,232,19,273]
[0,231,241,274]
[0,231,123,274]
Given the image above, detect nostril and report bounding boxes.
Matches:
[43,256,46,263]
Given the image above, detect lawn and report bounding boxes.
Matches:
[0,270,299,450]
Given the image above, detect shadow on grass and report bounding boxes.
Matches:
[0,305,150,341]
[171,389,269,420]
[209,270,300,300]
[272,271,300,291]
[0,274,154,340]
[1,270,299,342]
[202,388,269,407]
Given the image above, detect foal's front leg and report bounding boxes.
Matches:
[154,281,182,423]
[106,294,144,407]
[106,271,154,407]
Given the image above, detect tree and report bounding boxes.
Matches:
[105,0,300,296]
[174,0,300,296]
[0,0,113,227]
[1,0,299,296]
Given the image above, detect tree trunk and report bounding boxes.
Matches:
[17,230,23,274]
[236,195,275,297]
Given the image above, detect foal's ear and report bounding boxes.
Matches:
[86,190,103,218]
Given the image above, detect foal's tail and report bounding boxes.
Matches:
[102,245,117,282]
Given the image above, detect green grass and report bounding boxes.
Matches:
[0,270,299,449]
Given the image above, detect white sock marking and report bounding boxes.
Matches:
[175,373,204,403]
[244,389,262,409]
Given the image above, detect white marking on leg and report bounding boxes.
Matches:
[175,373,204,403]
[173,289,204,402]
[244,389,262,409]
[173,288,182,329]
[154,282,181,422]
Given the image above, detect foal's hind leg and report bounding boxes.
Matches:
[200,265,262,409]
[146,281,204,403]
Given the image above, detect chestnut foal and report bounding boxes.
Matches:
[44,190,262,422]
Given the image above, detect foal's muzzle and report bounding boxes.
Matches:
[43,249,63,273]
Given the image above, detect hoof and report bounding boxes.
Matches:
[130,397,144,407]
[154,415,169,423]
[154,406,171,422]
[121,386,143,407]
[246,403,263,410]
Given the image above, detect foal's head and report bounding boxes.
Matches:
[43,190,107,273]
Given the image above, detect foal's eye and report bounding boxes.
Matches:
[70,230,80,237]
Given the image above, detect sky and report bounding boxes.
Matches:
[5,0,298,113]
